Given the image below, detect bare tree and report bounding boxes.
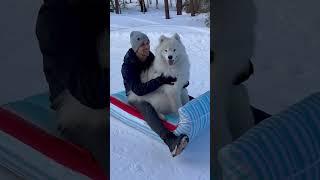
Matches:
[115,0,120,14]
[190,0,195,16]
[156,0,159,8]
[164,0,170,19]
[194,0,199,13]
[176,0,182,15]
[139,0,147,13]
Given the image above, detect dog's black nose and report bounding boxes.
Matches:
[168,55,173,60]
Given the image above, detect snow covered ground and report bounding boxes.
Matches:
[110,2,210,180]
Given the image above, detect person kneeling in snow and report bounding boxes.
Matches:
[121,31,189,157]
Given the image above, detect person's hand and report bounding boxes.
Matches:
[183,81,189,88]
[158,73,177,85]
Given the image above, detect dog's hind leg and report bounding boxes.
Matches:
[162,87,179,113]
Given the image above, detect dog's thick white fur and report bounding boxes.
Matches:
[128,33,190,118]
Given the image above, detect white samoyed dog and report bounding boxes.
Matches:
[128,33,190,118]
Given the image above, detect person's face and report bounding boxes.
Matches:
[136,40,150,60]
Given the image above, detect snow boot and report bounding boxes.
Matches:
[163,132,189,157]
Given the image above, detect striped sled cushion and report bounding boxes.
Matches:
[218,92,320,180]
[0,93,106,180]
[110,91,210,143]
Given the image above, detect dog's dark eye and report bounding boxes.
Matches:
[173,49,176,52]
[164,50,167,52]
[137,38,140,41]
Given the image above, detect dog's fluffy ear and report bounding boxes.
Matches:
[173,33,181,42]
[159,35,168,43]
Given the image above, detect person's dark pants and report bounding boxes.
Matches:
[53,90,108,174]
[130,101,170,139]
[129,95,195,140]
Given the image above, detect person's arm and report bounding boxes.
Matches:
[121,63,176,96]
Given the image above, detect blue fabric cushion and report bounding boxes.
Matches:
[175,91,210,142]
[218,92,320,180]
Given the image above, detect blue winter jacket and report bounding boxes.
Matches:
[121,48,163,96]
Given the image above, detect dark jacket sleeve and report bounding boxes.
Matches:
[121,63,162,96]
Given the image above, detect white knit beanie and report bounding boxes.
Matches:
[130,31,149,52]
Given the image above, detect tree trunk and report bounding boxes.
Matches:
[156,0,159,9]
[115,0,120,14]
[194,0,199,13]
[164,0,170,19]
[139,0,147,13]
[190,0,195,16]
[170,0,172,8]
[176,0,182,15]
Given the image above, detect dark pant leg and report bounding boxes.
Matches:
[61,117,108,174]
[54,90,108,174]
[130,101,170,139]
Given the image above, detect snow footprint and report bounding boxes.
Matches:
[128,162,145,174]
